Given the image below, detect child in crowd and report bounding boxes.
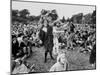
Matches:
[49,53,68,72]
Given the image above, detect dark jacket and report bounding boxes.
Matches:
[47,25,53,36]
[12,40,19,57]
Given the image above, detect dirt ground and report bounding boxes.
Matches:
[24,46,95,73]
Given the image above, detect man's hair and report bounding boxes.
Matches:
[22,36,28,40]
[18,33,24,37]
[12,35,17,39]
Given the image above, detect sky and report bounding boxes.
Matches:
[12,0,96,19]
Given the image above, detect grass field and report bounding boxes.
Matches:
[24,46,95,73]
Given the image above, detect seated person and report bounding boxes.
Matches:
[12,58,35,74]
[12,35,20,59]
[49,53,68,72]
[19,36,31,58]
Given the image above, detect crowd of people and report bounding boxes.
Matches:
[11,22,42,74]
[11,9,96,74]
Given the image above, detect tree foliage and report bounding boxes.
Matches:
[19,9,30,18]
[91,10,96,24]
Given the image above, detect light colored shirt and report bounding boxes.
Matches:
[42,27,47,32]
[17,37,23,47]
[12,64,30,74]
[53,37,60,55]
[49,62,68,72]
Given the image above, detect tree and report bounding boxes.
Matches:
[83,13,92,24]
[19,9,30,18]
[28,16,36,21]
[12,10,19,23]
[12,10,19,17]
[91,10,96,24]
[70,13,83,24]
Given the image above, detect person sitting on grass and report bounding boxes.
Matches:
[12,35,20,59]
[12,58,35,74]
[49,53,68,72]
[19,36,31,58]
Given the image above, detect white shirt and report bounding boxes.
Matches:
[49,62,68,72]
[12,64,30,74]
[42,27,47,32]
[53,37,60,55]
